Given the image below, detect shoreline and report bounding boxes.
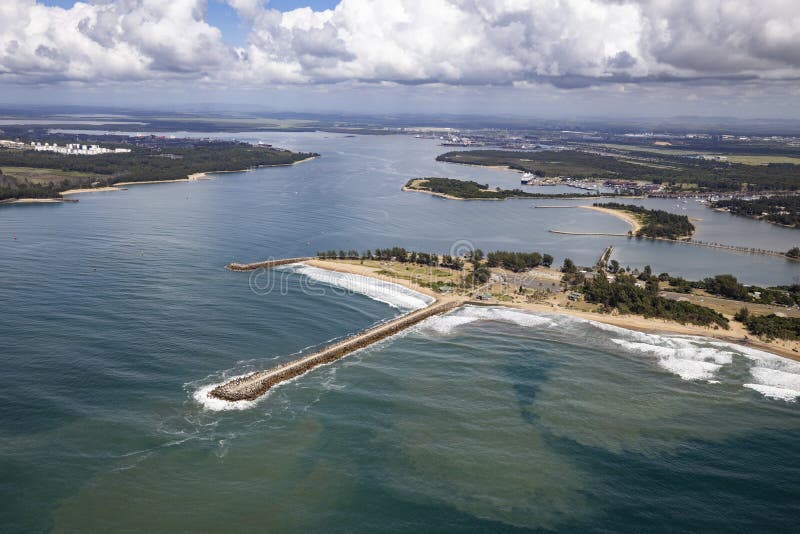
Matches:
[206,257,799,406]
[44,155,321,198]
[60,186,123,195]
[302,259,800,363]
[401,186,611,202]
[580,205,642,233]
[0,197,76,204]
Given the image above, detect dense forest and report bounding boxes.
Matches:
[405,177,589,199]
[0,142,317,200]
[594,202,695,239]
[583,272,729,329]
[437,149,800,192]
[711,195,800,228]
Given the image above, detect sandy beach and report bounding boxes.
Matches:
[304,258,445,299]
[580,205,642,233]
[304,258,800,363]
[60,186,121,195]
[1,198,67,204]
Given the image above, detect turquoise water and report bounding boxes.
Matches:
[2,133,800,532]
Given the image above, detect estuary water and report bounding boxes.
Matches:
[1,132,800,532]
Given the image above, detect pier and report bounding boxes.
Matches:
[210,297,464,402]
[597,246,614,268]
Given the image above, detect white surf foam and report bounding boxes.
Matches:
[421,306,554,335]
[609,339,732,381]
[424,306,800,401]
[290,265,434,311]
[735,347,800,401]
[742,383,800,402]
[422,314,481,335]
[193,381,260,411]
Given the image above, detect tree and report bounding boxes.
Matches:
[608,259,620,273]
[471,265,491,285]
[734,307,750,322]
[542,253,554,268]
[703,274,749,301]
[561,258,577,274]
[787,247,800,258]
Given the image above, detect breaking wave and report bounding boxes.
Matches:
[422,306,554,335]
[421,306,800,402]
[288,264,434,311]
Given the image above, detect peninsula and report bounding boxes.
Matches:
[711,195,800,228]
[207,251,800,405]
[0,140,318,203]
[403,177,597,200]
[592,202,695,239]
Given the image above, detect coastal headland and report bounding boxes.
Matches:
[0,143,319,204]
[207,255,800,405]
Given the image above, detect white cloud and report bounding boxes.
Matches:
[0,0,230,83]
[0,0,798,88]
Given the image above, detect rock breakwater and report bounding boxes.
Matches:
[209,298,463,402]
[226,258,312,271]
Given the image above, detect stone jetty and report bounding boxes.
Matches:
[226,258,312,271]
[210,298,464,402]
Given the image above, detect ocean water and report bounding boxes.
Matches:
[2,132,800,532]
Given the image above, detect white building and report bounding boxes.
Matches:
[30,142,131,156]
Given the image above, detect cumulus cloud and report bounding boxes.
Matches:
[0,0,230,83]
[0,0,798,88]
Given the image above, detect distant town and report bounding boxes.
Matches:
[0,140,131,156]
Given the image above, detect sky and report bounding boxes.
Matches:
[2,0,799,119]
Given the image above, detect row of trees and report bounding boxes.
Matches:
[486,251,554,272]
[316,248,465,270]
[583,271,729,329]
